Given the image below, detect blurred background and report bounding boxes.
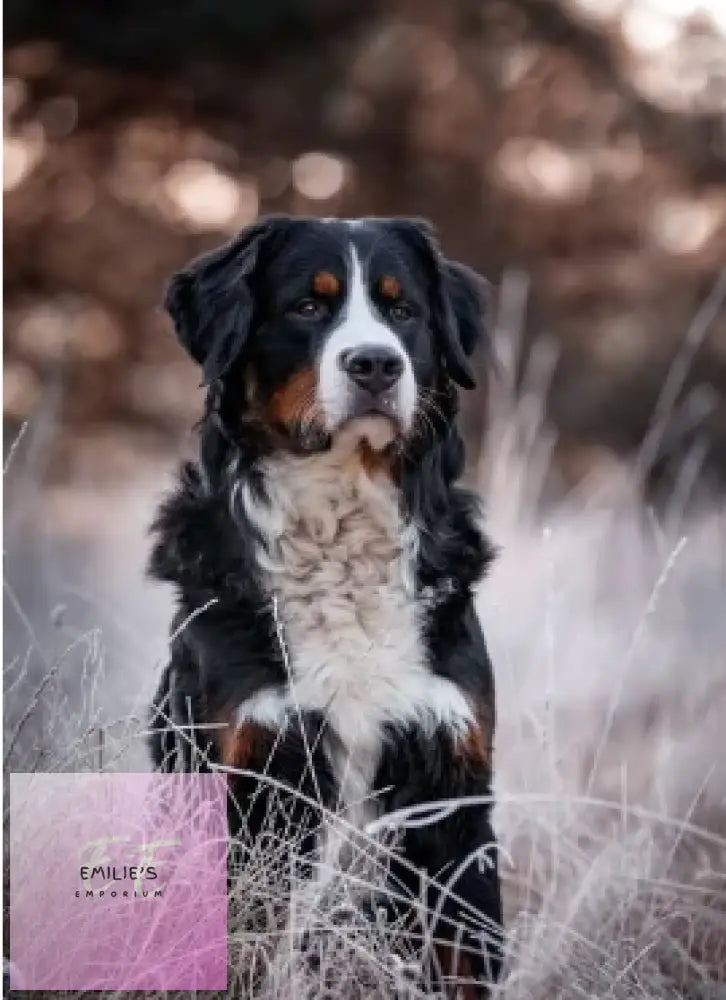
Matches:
[4,0,726,506]
[4,4,726,993]
[4,0,726,777]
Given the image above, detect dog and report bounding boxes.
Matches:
[147,215,503,994]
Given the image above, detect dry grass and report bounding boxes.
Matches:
[4,280,726,996]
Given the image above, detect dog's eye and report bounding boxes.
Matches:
[389,301,414,323]
[291,298,326,320]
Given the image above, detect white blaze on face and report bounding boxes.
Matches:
[317,244,416,441]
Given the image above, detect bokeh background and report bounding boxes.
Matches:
[4,3,726,996]
[4,0,726,502]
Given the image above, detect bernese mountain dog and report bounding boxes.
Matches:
[148,215,502,995]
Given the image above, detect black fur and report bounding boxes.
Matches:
[148,216,502,994]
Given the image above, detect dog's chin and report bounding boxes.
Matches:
[331,414,400,456]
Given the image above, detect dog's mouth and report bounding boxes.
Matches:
[334,413,399,453]
[276,383,407,457]
[331,387,407,454]
[286,414,398,459]
[335,386,406,444]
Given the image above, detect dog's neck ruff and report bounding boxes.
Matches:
[237,436,473,818]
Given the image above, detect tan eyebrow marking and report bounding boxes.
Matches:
[379,275,402,299]
[312,271,340,297]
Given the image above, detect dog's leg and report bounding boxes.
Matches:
[375,726,503,997]
[148,661,189,772]
[427,826,503,997]
[220,710,338,883]
[380,824,502,998]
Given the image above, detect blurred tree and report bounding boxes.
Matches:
[4,0,726,502]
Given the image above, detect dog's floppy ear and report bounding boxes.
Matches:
[439,259,491,389]
[164,219,274,385]
[394,218,490,389]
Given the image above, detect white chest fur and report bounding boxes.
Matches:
[239,437,472,818]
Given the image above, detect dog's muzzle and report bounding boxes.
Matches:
[338,344,405,424]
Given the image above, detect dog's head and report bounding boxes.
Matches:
[165,216,489,454]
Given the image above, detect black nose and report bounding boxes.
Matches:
[339,345,404,394]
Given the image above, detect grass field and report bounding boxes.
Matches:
[4,293,725,996]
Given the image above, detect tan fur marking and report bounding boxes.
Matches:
[379,275,402,299]
[457,723,489,765]
[357,439,394,479]
[434,944,477,1000]
[270,367,321,426]
[313,270,340,297]
[455,700,492,767]
[218,719,265,768]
